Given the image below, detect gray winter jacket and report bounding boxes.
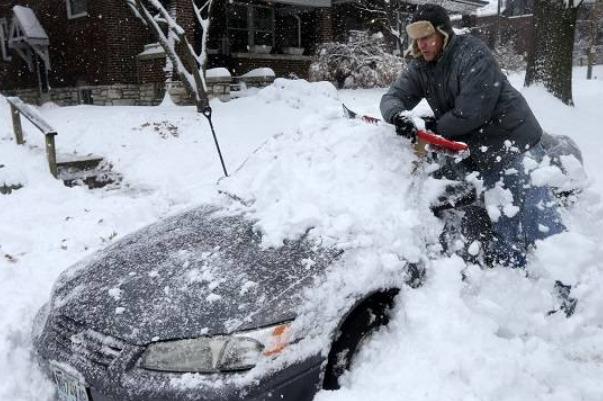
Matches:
[380,34,542,170]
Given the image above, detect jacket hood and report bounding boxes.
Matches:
[405,4,454,59]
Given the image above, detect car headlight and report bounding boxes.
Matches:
[139,322,292,373]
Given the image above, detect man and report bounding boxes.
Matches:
[380,4,565,269]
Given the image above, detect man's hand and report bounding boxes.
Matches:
[392,113,417,139]
[422,116,437,133]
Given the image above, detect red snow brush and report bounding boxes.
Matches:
[342,104,468,153]
[416,130,468,152]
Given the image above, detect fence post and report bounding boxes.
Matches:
[45,133,58,178]
[10,104,24,145]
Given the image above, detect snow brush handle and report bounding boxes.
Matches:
[342,104,468,153]
[416,130,468,152]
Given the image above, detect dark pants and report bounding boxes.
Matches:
[436,143,565,268]
[480,143,565,267]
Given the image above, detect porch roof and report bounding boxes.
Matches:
[267,0,488,12]
[331,0,488,13]
[404,0,490,13]
[272,0,331,6]
[9,5,49,47]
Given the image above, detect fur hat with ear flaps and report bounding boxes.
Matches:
[405,4,454,58]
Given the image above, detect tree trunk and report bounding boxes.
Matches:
[586,0,602,79]
[524,0,580,106]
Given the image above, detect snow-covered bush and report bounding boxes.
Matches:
[309,30,405,89]
[494,40,526,74]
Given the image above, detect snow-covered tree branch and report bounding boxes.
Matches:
[309,30,405,89]
[126,0,229,177]
[126,0,215,112]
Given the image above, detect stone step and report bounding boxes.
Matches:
[56,154,104,171]
[56,156,121,189]
[1,156,121,194]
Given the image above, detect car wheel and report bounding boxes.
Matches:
[322,289,398,390]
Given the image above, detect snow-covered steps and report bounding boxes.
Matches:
[5,97,120,190]
[56,155,121,189]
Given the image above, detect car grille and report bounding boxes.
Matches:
[50,315,127,367]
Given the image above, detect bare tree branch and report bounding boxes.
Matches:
[127,0,213,110]
[126,0,228,176]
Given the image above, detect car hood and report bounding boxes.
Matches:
[49,205,339,345]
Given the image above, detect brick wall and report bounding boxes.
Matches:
[138,56,166,84]
[318,8,334,43]
[101,1,153,85]
[0,0,110,90]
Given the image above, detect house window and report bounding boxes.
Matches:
[505,0,533,16]
[67,0,88,19]
[0,18,10,61]
[227,3,274,52]
[79,89,93,104]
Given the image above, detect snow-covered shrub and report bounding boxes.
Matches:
[309,30,405,89]
[494,40,526,74]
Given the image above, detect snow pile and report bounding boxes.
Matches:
[241,67,275,79]
[222,77,603,400]
[219,101,440,257]
[0,85,322,400]
[255,78,340,113]
[206,67,231,79]
[0,162,27,187]
[316,257,603,401]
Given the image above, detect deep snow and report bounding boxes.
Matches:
[1,66,603,401]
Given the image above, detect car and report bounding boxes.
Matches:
[33,131,585,401]
[33,203,407,401]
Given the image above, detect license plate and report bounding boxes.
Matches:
[50,366,90,401]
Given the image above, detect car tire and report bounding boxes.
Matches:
[322,290,398,390]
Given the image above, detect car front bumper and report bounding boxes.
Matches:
[34,315,325,401]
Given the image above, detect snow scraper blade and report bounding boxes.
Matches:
[342,104,380,124]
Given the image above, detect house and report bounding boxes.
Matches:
[0,0,197,106]
[466,0,602,67]
[0,0,487,107]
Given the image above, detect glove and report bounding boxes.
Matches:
[392,113,417,139]
[422,116,437,133]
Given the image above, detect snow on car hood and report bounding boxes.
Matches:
[49,205,339,345]
[45,78,444,350]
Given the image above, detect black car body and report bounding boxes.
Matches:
[33,204,401,401]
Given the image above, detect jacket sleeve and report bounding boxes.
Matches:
[380,65,424,124]
[436,49,503,139]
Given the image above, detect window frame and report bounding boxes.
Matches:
[66,0,89,20]
[0,18,10,61]
[0,18,7,61]
[226,2,274,52]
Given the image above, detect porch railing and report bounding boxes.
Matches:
[6,97,58,177]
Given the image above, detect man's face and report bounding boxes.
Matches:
[417,32,444,62]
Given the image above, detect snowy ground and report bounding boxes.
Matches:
[1,66,602,401]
